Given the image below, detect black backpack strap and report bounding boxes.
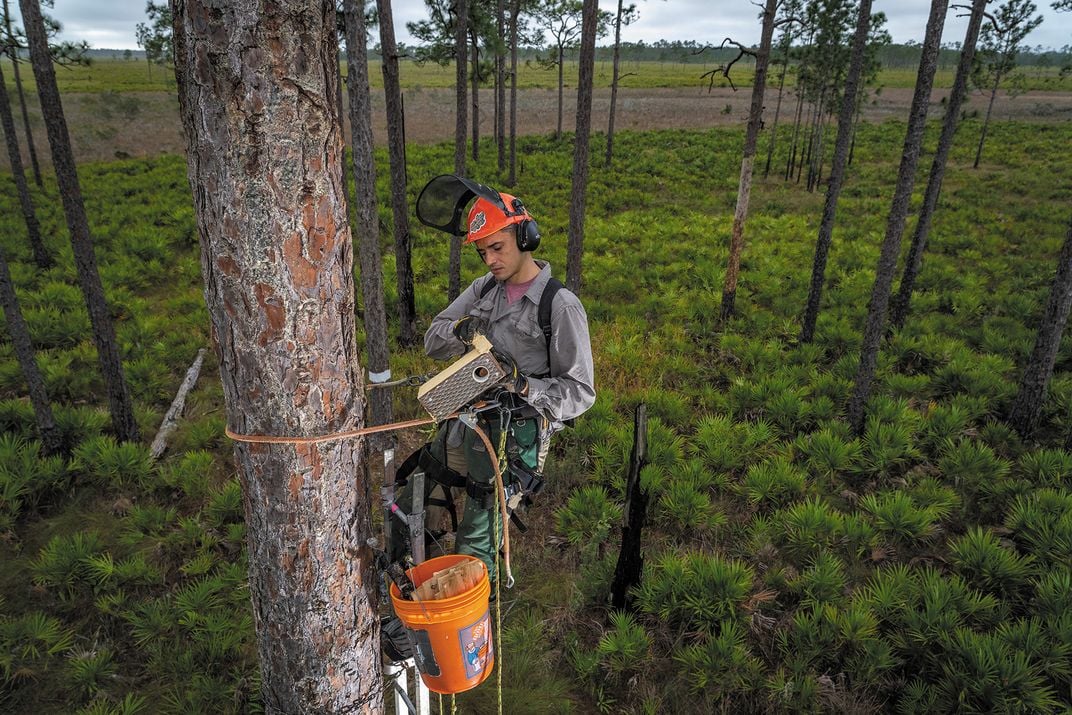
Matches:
[537,277,563,377]
[478,275,497,299]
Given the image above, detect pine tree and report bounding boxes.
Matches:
[172,0,381,709]
[846,0,948,434]
[344,0,392,431]
[19,0,139,442]
[800,0,873,343]
[376,0,419,347]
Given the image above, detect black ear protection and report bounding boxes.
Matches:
[509,197,542,252]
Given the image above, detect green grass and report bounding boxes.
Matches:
[5,57,1071,94]
[1,116,1071,711]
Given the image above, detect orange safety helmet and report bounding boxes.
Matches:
[466,193,530,244]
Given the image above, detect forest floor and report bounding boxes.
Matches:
[1,85,1070,171]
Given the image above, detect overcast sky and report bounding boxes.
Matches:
[17,0,1072,53]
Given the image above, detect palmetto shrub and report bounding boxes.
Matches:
[792,551,847,606]
[859,491,949,547]
[634,551,753,633]
[657,481,725,538]
[1017,449,1072,487]
[794,428,862,482]
[66,646,118,698]
[0,434,68,527]
[555,485,622,554]
[160,450,215,501]
[689,414,778,476]
[774,497,844,563]
[31,531,108,602]
[898,628,1059,714]
[1003,489,1072,569]
[0,610,75,686]
[674,620,763,697]
[70,437,155,489]
[74,693,148,715]
[742,456,807,510]
[595,611,650,681]
[938,439,1013,520]
[949,527,1036,603]
[859,416,921,480]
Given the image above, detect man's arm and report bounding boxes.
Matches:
[424,277,488,360]
[524,302,596,423]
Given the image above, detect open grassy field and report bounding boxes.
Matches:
[1,115,1071,712]
[4,57,1072,94]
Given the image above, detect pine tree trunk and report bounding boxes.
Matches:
[172,1,382,711]
[1008,216,1072,438]
[344,0,392,433]
[785,88,806,181]
[471,31,479,162]
[507,0,519,186]
[846,0,947,435]
[19,0,139,443]
[3,0,43,188]
[890,0,986,330]
[557,45,565,140]
[376,0,418,348]
[763,41,791,178]
[605,0,624,168]
[973,70,1002,169]
[800,0,873,344]
[720,0,777,321]
[0,61,50,268]
[496,0,506,172]
[566,0,599,296]
[450,0,468,301]
[0,247,60,454]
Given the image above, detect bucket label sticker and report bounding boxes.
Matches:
[408,628,441,677]
[458,610,492,679]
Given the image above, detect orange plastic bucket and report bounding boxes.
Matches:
[389,554,494,694]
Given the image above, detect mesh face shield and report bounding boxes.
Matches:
[415,174,513,236]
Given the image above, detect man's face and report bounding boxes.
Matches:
[473,226,524,283]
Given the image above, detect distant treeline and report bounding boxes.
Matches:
[84,40,1072,69]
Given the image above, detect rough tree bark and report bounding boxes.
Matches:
[3,0,43,187]
[0,60,50,268]
[0,247,60,455]
[565,0,598,296]
[172,0,382,711]
[720,0,778,320]
[19,0,139,443]
[799,0,872,343]
[889,0,987,330]
[604,0,624,167]
[344,0,392,432]
[1008,216,1072,438]
[450,0,468,301]
[507,0,520,186]
[846,0,947,435]
[376,0,418,348]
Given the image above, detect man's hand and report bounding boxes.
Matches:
[452,315,488,346]
[493,350,528,396]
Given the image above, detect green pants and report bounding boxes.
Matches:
[391,415,540,585]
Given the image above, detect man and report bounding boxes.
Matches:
[394,179,595,586]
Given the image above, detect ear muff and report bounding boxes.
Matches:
[516,218,541,252]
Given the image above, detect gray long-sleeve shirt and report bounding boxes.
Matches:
[424,261,596,426]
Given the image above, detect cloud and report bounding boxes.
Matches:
[28,0,1072,52]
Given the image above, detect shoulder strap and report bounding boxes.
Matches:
[538,277,564,373]
[478,275,497,299]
